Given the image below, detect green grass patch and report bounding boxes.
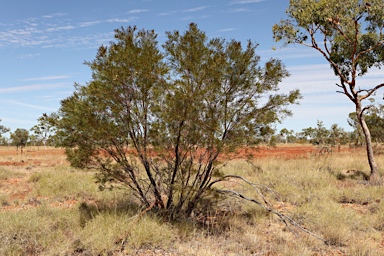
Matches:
[29,165,98,199]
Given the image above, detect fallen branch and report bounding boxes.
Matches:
[210,175,329,245]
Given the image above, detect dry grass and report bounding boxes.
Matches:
[1,145,384,255]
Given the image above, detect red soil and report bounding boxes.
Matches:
[0,145,362,212]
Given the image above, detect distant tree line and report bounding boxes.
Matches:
[3,104,384,149]
[273,104,384,147]
[0,114,58,149]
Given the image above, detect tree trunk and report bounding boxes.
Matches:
[356,104,380,184]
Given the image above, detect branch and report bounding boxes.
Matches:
[210,174,279,205]
[209,175,329,244]
[336,83,354,102]
[355,40,384,61]
[362,105,373,114]
[307,33,351,87]
[358,83,384,101]
[322,30,332,56]
[216,188,328,244]
[351,19,360,83]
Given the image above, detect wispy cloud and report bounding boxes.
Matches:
[1,100,57,111]
[45,25,75,32]
[127,9,149,14]
[159,6,209,16]
[22,76,70,82]
[42,13,67,19]
[180,15,210,21]
[231,0,265,4]
[0,13,136,49]
[106,18,135,23]
[18,53,40,59]
[184,6,208,12]
[227,8,251,13]
[218,28,237,32]
[79,20,102,27]
[0,83,68,93]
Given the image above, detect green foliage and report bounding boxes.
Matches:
[10,128,29,147]
[279,128,296,143]
[54,24,300,219]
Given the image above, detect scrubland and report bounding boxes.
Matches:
[1,145,384,255]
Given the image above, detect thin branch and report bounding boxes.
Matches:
[306,34,351,87]
[209,175,328,244]
[362,105,372,114]
[322,31,332,56]
[358,83,384,101]
[209,174,280,204]
[355,40,384,61]
[216,189,328,244]
[336,83,354,102]
[333,23,353,45]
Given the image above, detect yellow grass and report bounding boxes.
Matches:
[0,145,384,255]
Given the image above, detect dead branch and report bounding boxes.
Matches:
[210,175,329,245]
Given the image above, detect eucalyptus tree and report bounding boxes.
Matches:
[273,0,384,183]
[55,24,300,219]
[30,113,58,149]
[279,128,296,143]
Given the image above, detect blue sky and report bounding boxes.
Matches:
[0,0,382,136]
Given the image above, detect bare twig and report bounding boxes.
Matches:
[210,175,329,244]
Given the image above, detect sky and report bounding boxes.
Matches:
[0,0,383,137]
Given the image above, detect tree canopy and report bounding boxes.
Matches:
[10,128,29,151]
[54,24,300,218]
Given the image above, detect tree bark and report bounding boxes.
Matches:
[356,103,380,184]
